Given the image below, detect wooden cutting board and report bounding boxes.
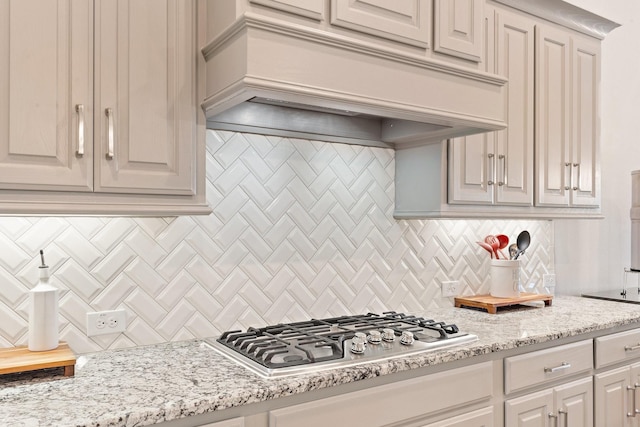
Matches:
[454,293,553,314]
[0,342,76,377]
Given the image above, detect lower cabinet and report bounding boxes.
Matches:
[503,339,593,427]
[594,327,640,426]
[269,362,494,427]
[594,363,640,426]
[504,377,592,427]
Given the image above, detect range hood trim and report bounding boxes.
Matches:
[202,12,507,147]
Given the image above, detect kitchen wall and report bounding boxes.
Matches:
[555,1,638,295]
[0,130,553,353]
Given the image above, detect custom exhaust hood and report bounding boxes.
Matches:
[201,12,508,148]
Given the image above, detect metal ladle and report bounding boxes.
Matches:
[514,230,530,260]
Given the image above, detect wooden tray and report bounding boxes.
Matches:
[0,342,76,377]
[454,293,553,314]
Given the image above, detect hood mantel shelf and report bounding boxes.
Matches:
[201,11,508,147]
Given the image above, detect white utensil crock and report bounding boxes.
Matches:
[490,259,521,298]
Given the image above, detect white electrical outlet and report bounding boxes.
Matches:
[543,274,556,288]
[442,280,462,297]
[87,309,127,336]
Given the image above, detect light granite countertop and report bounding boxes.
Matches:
[2,296,640,427]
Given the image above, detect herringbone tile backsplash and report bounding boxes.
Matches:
[0,130,553,353]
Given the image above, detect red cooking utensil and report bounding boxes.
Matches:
[476,241,494,259]
[496,234,509,260]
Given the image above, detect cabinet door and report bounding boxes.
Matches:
[95,0,195,195]
[631,363,640,426]
[433,0,483,62]
[554,377,593,427]
[595,366,634,427]
[505,388,554,427]
[0,0,93,191]
[447,6,494,205]
[448,7,533,207]
[494,9,534,206]
[330,0,431,48]
[448,133,495,205]
[570,33,601,208]
[535,24,571,207]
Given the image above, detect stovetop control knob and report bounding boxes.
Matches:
[354,332,367,344]
[350,336,366,354]
[382,328,395,342]
[367,330,382,344]
[400,331,414,346]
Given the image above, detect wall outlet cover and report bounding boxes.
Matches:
[442,280,463,297]
[543,274,556,288]
[87,309,127,336]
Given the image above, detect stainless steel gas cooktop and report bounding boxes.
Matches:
[205,312,477,378]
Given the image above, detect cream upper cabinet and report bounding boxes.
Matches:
[329,0,431,48]
[250,0,486,66]
[94,0,196,195]
[433,0,483,62]
[0,0,93,192]
[448,6,534,206]
[570,34,601,207]
[0,0,208,215]
[535,24,601,208]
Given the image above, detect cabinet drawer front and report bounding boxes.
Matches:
[595,328,640,368]
[420,406,494,427]
[504,340,593,394]
[270,362,493,427]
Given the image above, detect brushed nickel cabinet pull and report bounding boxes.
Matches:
[544,361,571,373]
[488,153,495,185]
[573,163,580,190]
[75,104,85,157]
[624,343,640,351]
[548,412,558,427]
[628,384,638,417]
[558,409,568,427]
[498,154,506,186]
[564,162,571,191]
[105,108,114,160]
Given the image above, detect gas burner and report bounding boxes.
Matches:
[205,312,477,378]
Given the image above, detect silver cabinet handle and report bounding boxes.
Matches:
[628,384,638,417]
[76,104,85,157]
[624,343,640,351]
[572,163,580,191]
[558,409,568,427]
[498,154,506,186]
[488,153,495,185]
[564,162,571,190]
[544,362,571,373]
[548,412,558,427]
[105,108,114,160]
